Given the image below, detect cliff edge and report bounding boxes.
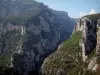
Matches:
[41,13,100,75]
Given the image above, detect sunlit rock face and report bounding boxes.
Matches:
[88,18,100,72]
[75,17,100,71]
[73,17,97,61]
[81,17,97,61]
[96,19,100,62]
[81,17,97,55]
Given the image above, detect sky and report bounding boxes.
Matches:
[36,0,100,18]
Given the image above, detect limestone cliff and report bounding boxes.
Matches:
[41,13,100,75]
[0,0,75,75]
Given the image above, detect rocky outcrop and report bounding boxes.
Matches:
[74,16,100,72]
[96,19,100,62]
[73,16,97,61]
[81,17,97,61]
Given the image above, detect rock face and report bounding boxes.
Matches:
[82,17,97,55]
[41,13,100,75]
[81,17,97,61]
[0,0,75,75]
[73,16,97,61]
[0,0,12,16]
[96,19,100,62]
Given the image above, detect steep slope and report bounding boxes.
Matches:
[0,0,75,75]
[42,31,82,75]
[41,13,100,75]
[51,9,75,32]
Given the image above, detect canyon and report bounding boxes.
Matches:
[0,0,75,75]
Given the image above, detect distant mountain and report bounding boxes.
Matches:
[0,0,76,75]
[72,18,80,22]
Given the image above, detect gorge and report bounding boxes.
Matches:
[0,0,75,75]
[1,0,100,75]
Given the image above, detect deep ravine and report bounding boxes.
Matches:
[0,0,75,75]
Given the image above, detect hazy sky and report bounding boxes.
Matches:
[36,0,100,18]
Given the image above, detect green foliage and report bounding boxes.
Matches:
[43,31,98,75]
[84,13,100,21]
[0,29,24,67]
[62,31,82,52]
[0,9,42,24]
[0,53,12,67]
[97,27,99,32]
[43,31,83,75]
[88,48,96,58]
[0,29,25,74]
